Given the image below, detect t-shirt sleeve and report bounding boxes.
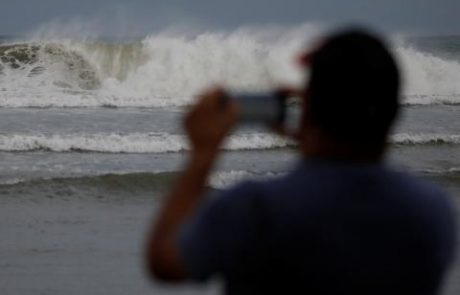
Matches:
[176,182,263,281]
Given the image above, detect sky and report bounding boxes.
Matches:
[0,0,458,37]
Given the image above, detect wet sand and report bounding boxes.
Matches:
[0,187,217,295]
[0,180,459,295]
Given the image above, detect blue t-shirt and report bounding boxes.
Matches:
[178,160,457,295]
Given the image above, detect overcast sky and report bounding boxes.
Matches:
[0,0,458,37]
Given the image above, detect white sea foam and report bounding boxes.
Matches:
[209,170,282,189]
[1,25,459,107]
[0,177,29,186]
[0,169,284,189]
[418,167,460,175]
[0,132,457,153]
[396,46,460,104]
[392,133,460,145]
[0,132,292,153]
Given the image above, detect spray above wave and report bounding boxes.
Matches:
[1,26,460,107]
[396,46,460,105]
[0,132,458,153]
[0,27,308,108]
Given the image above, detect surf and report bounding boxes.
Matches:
[1,26,460,107]
[0,170,283,190]
[0,132,458,154]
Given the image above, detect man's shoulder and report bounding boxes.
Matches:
[373,167,455,226]
[216,164,452,212]
[383,168,449,201]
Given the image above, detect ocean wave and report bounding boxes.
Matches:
[0,92,459,109]
[0,171,178,191]
[0,132,292,153]
[0,92,190,108]
[0,132,457,154]
[417,167,460,175]
[1,167,458,193]
[402,95,460,106]
[0,170,281,190]
[0,43,100,90]
[1,26,460,107]
[416,167,460,185]
[392,133,460,145]
[397,46,460,102]
[209,170,283,189]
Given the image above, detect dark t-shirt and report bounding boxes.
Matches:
[178,160,457,295]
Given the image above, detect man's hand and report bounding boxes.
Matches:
[184,88,239,155]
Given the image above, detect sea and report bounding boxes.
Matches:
[0,26,459,294]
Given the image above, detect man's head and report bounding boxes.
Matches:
[300,28,400,159]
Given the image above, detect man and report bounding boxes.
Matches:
[145,28,457,294]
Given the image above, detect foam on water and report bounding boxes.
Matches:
[0,132,292,153]
[1,25,459,107]
[392,133,460,145]
[0,132,458,153]
[0,169,283,190]
[1,165,458,190]
[419,167,460,175]
[397,46,460,104]
[209,170,282,189]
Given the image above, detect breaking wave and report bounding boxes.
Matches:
[391,133,460,145]
[418,167,460,175]
[0,43,100,90]
[0,132,458,153]
[209,170,283,189]
[0,132,292,153]
[1,166,458,193]
[1,25,460,107]
[0,170,282,190]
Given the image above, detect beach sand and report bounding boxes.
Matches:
[0,177,459,295]
[0,182,218,295]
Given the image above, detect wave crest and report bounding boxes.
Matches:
[392,133,460,145]
[1,27,459,107]
[0,132,292,153]
[0,170,281,190]
[0,43,100,90]
[0,132,457,154]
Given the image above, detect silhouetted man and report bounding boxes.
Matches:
[146,28,457,295]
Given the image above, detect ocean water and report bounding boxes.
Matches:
[0,27,459,294]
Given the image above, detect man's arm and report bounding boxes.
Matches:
[145,89,238,281]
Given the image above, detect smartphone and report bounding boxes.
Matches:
[226,91,286,125]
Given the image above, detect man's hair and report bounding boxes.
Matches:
[307,28,400,149]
